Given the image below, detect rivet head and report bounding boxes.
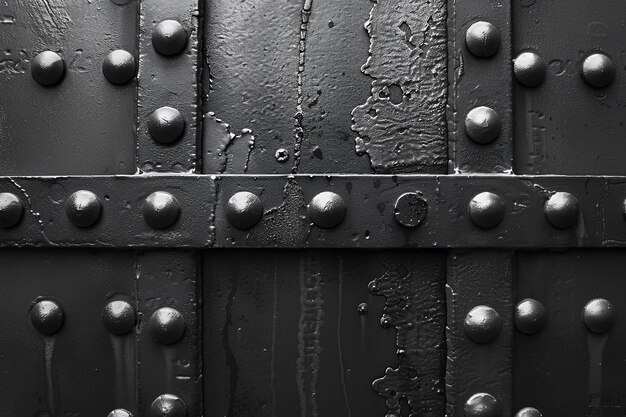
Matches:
[465,393,500,417]
[151,394,187,417]
[357,302,368,315]
[544,192,579,229]
[394,192,428,228]
[581,53,615,88]
[275,148,289,162]
[102,49,136,85]
[226,191,263,229]
[465,106,501,144]
[515,407,542,417]
[152,20,188,56]
[143,191,180,229]
[65,190,101,228]
[308,191,346,228]
[108,409,133,417]
[514,52,546,87]
[583,298,616,334]
[102,300,136,335]
[148,307,186,344]
[469,192,505,229]
[0,192,23,228]
[30,300,64,335]
[31,51,65,86]
[465,21,500,58]
[515,299,547,335]
[464,306,501,343]
[148,107,186,144]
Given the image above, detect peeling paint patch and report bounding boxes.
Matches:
[19,0,71,39]
[204,113,255,174]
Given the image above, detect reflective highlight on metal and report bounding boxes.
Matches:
[102,300,136,336]
[143,191,180,229]
[152,20,188,56]
[544,192,580,229]
[308,191,346,228]
[465,21,500,58]
[465,107,502,144]
[30,300,64,335]
[226,191,263,229]
[393,192,428,227]
[148,107,186,144]
[108,409,133,417]
[583,298,616,334]
[515,299,547,335]
[65,190,101,228]
[581,53,615,88]
[148,307,186,344]
[274,148,289,162]
[464,305,502,344]
[464,392,500,417]
[515,407,542,417]
[357,302,368,315]
[102,50,136,85]
[0,192,23,228]
[469,192,505,229]
[513,52,546,87]
[150,394,187,417]
[31,51,65,86]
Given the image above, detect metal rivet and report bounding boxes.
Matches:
[513,52,546,87]
[143,191,180,229]
[465,106,501,144]
[152,20,188,56]
[148,107,185,144]
[357,303,368,315]
[151,394,187,417]
[226,191,263,229]
[275,148,289,162]
[30,300,64,335]
[515,407,542,417]
[148,307,186,344]
[622,198,626,219]
[464,393,500,417]
[102,300,136,336]
[465,21,500,58]
[103,49,136,85]
[544,192,579,229]
[66,190,101,228]
[469,192,505,229]
[581,53,615,88]
[0,192,23,228]
[308,191,346,228]
[380,314,392,328]
[394,192,428,228]
[31,51,65,86]
[583,298,616,334]
[515,299,547,335]
[108,409,133,417]
[464,306,501,343]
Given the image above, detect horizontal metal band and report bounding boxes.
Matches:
[0,174,625,249]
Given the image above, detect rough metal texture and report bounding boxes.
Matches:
[0,0,136,175]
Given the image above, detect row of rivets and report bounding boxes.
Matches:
[107,394,187,417]
[466,395,543,417]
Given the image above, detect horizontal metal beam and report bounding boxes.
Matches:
[0,174,625,249]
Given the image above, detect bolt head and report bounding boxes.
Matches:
[148,307,186,344]
[143,191,180,229]
[581,53,615,88]
[275,148,290,162]
[103,49,136,85]
[226,191,263,229]
[514,52,546,87]
[465,21,501,58]
[394,192,428,228]
[108,409,133,417]
[515,299,547,335]
[152,20,188,56]
[544,192,580,229]
[151,394,187,417]
[308,191,346,228]
[148,107,186,144]
[469,192,505,229]
[465,107,501,144]
[464,305,502,343]
[31,51,65,86]
[102,300,136,335]
[583,298,616,334]
[30,300,64,335]
[0,192,23,228]
[515,407,542,417]
[465,393,500,417]
[66,190,101,228]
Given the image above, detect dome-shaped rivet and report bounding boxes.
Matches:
[465,107,501,144]
[0,192,23,228]
[152,20,188,56]
[583,298,616,334]
[357,302,368,315]
[102,300,136,336]
[151,394,187,417]
[148,307,186,344]
[148,107,186,144]
[464,393,500,417]
[65,190,101,228]
[30,300,64,335]
[380,314,392,328]
[108,409,133,417]
[544,192,579,229]
[394,192,428,228]
[103,49,136,85]
[226,191,263,229]
[514,52,546,87]
[464,306,502,344]
[469,192,505,229]
[143,191,180,229]
[308,191,346,228]
[465,21,500,58]
[515,298,547,335]
[515,407,542,417]
[31,51,65,86]
[581,53,615,88]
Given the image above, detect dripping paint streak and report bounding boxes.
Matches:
[44,337,56,417]
[336,257,352,417]
[587,332,608,416]
[293,0,313,173]
[270,256,279,417]
[223,267,239,417]
[111,335,125,406]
